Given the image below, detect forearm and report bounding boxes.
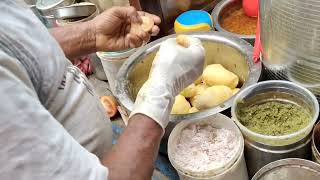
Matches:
[49,21,96,59]
[102,114,163,180]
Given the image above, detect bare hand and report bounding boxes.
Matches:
[91,6,161,52]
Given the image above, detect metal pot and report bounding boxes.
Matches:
[231,80,319,178]
[252,158,320,180]
[115,32,261,140]
[212,0,256,45]
[312,121,320,164]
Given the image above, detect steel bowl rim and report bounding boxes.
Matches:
[252,158,320,180]
[115,31,261,123]
[212,0,256,39]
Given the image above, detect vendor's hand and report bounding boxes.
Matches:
[91,6,161,52]
[130,36,205,130]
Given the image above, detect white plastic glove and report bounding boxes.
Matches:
[130,36,205,130]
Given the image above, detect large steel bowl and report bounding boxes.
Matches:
[115,32,261,139]
[212,0,256,45]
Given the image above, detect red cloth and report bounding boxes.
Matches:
[72,56,93,76]
[253,4,261,63]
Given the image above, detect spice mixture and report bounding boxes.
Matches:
[172,124,240,173]
[237,101,311,136]
[220,4,257,35]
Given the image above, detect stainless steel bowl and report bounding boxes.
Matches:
[212,0,256,45]
[116,32,261,139]
[252,158,320,180]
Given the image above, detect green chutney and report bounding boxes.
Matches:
[237,101,311,136]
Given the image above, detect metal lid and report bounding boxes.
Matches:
[36,0,75,16]
[252,158,320,180]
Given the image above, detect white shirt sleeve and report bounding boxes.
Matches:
[0,53,108,180]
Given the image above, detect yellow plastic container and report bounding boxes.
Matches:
[174,10,213,33]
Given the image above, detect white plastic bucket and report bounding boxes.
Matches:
[97,49,136,94]
[168,113,248,180]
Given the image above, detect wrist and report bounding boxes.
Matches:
[84,20,97,53]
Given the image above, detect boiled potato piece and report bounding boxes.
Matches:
[191,85,233,110]
[202,64,239,88]
[176,35,191,48]
[130,16,154,35]
[171,95,191,114]
[189,84,208,109]
[194,76,203,85]
[180,83,197,98]
[194,84,208,95]
[188,107,199,113]
[140,16,154,32]
[232,88,240,95]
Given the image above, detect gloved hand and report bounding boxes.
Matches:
[130,36,205,130]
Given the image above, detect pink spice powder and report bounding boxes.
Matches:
[172,124,240,173]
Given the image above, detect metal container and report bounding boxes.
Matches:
[36,0,75,16]
[53,2,97,20]
[244,134,312,178]
[312,121,320,164]
[168,113,248,180]
[252,158,320,180]
[212,0,256,45]
[231,80,319,178]
[116,32,261,140]
[259,0,320,100]
[55,3,98,25]
[36,0,75,28]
